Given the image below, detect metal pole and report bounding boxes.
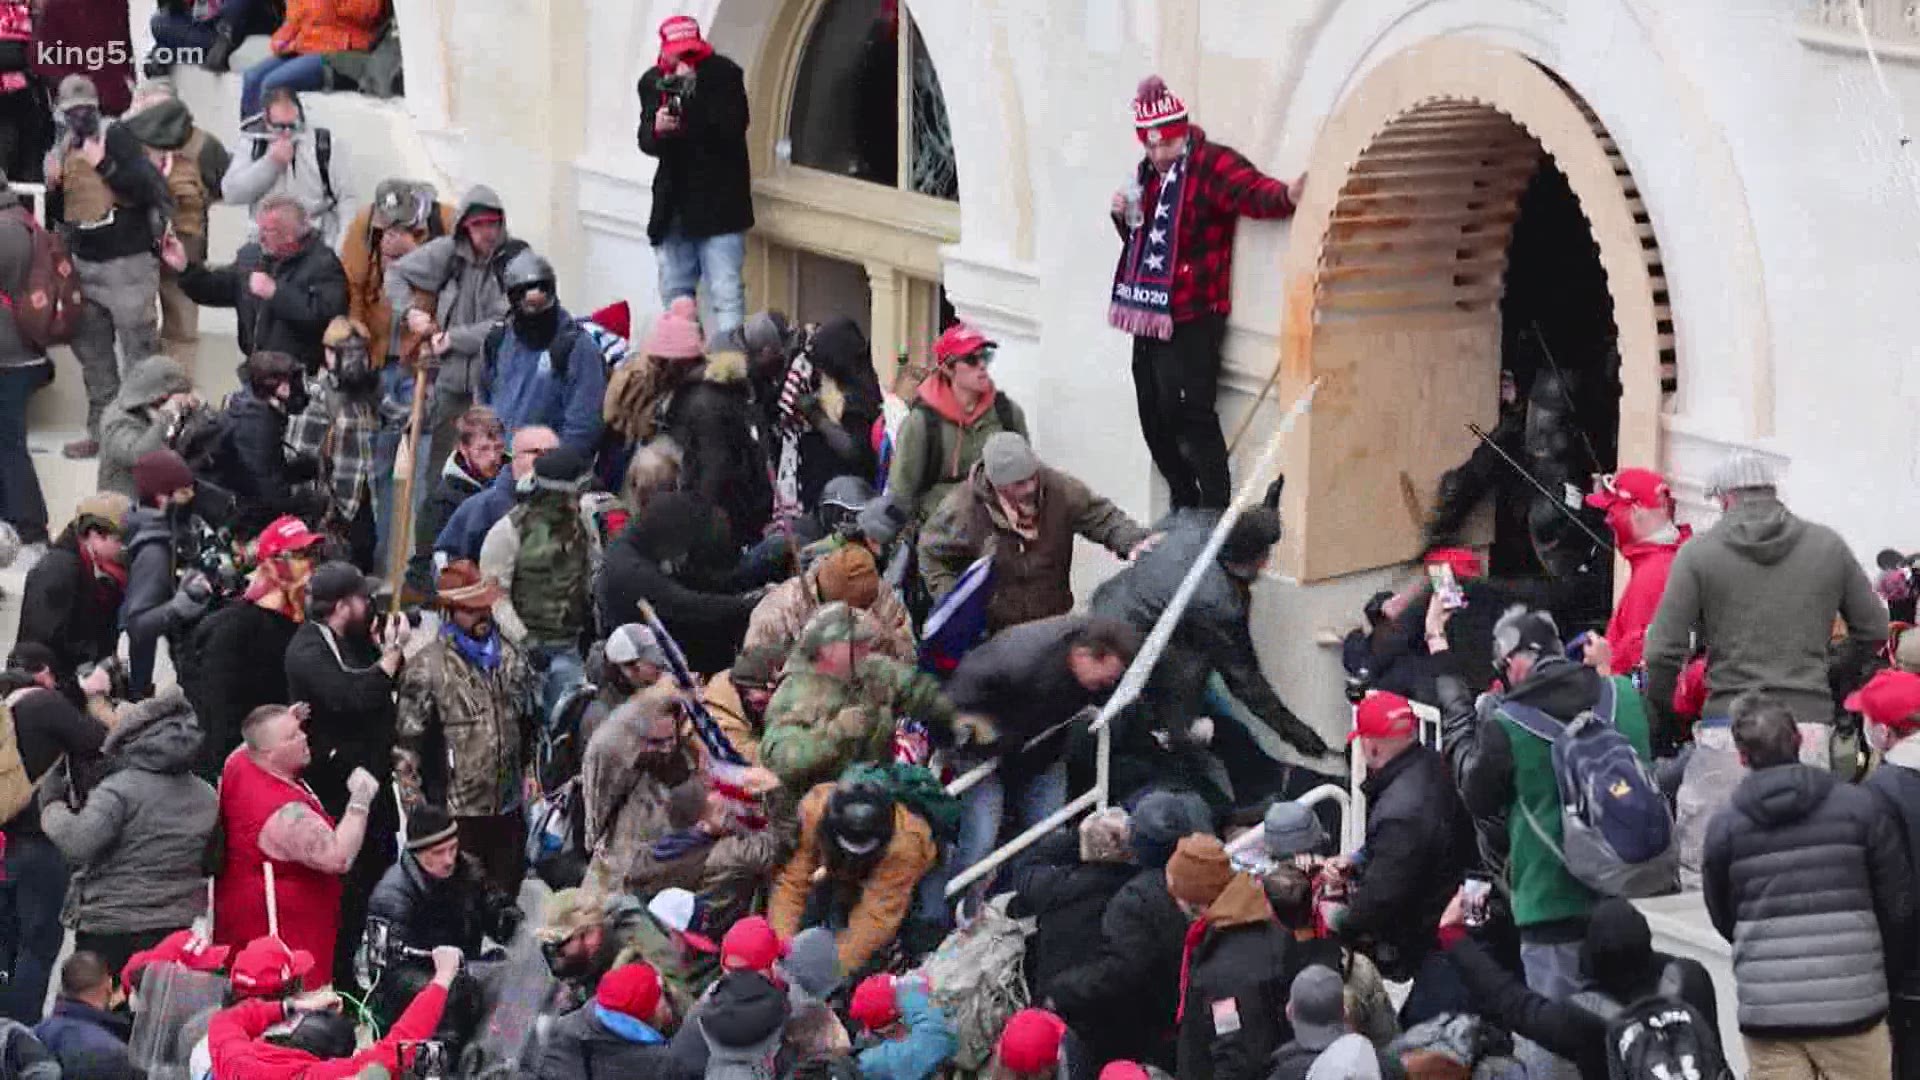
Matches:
[947,789,1102,898]
[1095,719,1111,812]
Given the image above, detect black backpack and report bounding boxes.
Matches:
[480,317,591,388]
[250,126,337,211]
[1572,966,1733,1080]
[913,394,1018,497]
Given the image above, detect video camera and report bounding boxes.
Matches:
[398,1039,451,1079]
[357,918,435,991]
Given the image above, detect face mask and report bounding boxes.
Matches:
[512,303,562,350]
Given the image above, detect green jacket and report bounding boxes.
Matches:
[760,655,958,792]
[1493,672,1652,928]
[886,379,1027,523]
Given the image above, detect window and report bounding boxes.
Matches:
[787,0,958,200]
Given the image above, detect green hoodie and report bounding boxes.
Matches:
[1643,495,1886,728]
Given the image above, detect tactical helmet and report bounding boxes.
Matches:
[825,782,895,857]
[502,248,557,296]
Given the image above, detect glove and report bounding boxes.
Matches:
[953,713,999,748]
[494,905,524,942]
[1276,713,1333,759]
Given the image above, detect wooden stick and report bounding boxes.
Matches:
[386,351,433,615]
[264,861,279,940]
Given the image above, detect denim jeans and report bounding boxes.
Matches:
[240,53,328,119]
[0,363,49,544]
[0,834,69,1021]
[1517,938,1589,1079]
[530,644,586,731]
[954,761,1068,885]
[654,229,746,340]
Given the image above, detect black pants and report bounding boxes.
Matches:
[1896,996,1920,1080]
[1132,314,1231,510]
[75,927,176,991]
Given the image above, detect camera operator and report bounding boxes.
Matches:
[39,688,217,981]
[637,14,753,343]
[0,645,113,1022]
[96,353,200,499]
[362,806,522,1048]
[122,449,237,697]
[209,941,464,1079]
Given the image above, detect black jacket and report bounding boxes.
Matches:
[1703,763,1915,1036]
[946,615,1102,776]
[1,687,106,840]
[184,601,299,781]
[1177,877,1295,1080]
[1445,937,1720,1080]
[120,506,218,696]
[366,850,519,957]
[636,52,754,244]
[1340,743,1474,981]
[1046,867,1189,1070]
[208,390,321,539]
[179,230,348,373]
[413,453,491,567]
[532,1002,695,1080]
[17,522,123,683]
[1005,833,1137,997]
[60,123,171,263]
[788,318,882,508]
[284,622,398,815]
[1868,758,1920,999]
[661,363,775,553]
[598,495,759,676]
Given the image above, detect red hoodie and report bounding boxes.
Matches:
[209,983,448,1079]
[1606,525,1693,672]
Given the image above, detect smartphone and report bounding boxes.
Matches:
[1428,563,1468,611]
[1462,876,1493,928]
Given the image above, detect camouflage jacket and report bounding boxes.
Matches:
[743,564,917,663]
[760,656,958,792]
[394,635,536,818]
[581,712,700,896]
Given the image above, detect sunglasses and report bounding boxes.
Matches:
[953,347,995,368]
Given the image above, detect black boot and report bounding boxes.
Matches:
[202,26,235,73]
[141,51,170,79]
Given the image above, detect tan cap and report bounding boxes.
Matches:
[536,887,607,944]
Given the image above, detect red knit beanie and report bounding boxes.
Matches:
[133,449,195,506]
[1133,75,1190,145]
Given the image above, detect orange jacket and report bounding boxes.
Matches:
[271,0,387,57]
[769,782,937,974]
[340,200,457,366]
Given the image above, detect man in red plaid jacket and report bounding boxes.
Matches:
[1109,76,1303,510]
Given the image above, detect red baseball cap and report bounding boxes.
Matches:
[997,1009,1069,1073]
[228,936,315,997]
[1350,690,1417,743]
[720,915,787,972]
[849,973,900,1031]
[1423,547,1484,581]
[1585,468,1671,512]
[1846,669,1920,730]
[1100,1064,1150,1080]
[597,962,664,1021]
[932,322,996,365]
[254,515,325,561]
[122,929,230,992]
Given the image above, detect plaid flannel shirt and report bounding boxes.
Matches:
[287,373,377,522]
[1130,128,1296,325]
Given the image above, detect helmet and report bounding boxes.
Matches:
[820,476,875,514]
[274,1008,357,1059]
[502,248,557,296]
[824,782,894,857]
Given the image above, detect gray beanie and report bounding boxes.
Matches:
[982,432,1040,487]
[743,311,792,357]
[1129,790,1214,869]
[856,496,907,548]
[1705,450,1778,497]
[1262,800,1328,859]
[780,926,842,1003]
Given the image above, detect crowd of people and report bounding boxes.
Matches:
[0,7,1911,1080]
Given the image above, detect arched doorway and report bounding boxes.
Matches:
[745,0,959,384]
[1277,40,1675,583]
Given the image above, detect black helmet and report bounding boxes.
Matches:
[824,782,894,857]
[502,248,556,296]
[274,1008,357,1059]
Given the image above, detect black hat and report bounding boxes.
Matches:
[406,804,459,852]
[1129,789,1213,869]
[532,446,591,489]
[307,561,371,608]
[824,782,894,857]
[1492,606,1563,667]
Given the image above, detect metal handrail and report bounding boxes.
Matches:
[944,380,1322,899]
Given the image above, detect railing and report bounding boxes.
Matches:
[7,184,48,229]
[1800,0,1920,59]
[944,380,1322,899]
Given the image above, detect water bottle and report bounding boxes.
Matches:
[1124,177,1146,230]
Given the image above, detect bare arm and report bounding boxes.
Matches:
[258,800,368,876]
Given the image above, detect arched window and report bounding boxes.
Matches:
[747,0,962,389]
[787,0,958,200]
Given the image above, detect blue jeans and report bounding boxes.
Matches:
[530,644,586,731]
[954,761,1069,883]
[654,229,746,340]
[0,834,68,1021]
[149,11,220,54]
[240,53,328,119]
[0,364,48,544]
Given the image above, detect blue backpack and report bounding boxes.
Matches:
[1501,679,1679,898]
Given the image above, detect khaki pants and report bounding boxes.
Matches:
[1747,1022,1893,1080]
[157,267,199,374]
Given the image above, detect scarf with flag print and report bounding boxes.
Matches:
[636,600,768,830]
[1108,152,1191,341]
[770,352,820,530]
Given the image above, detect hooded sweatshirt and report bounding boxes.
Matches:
[886,376,1028,523]
[98,355,194,497]
[40,690,218,934]
[1605,524,1691,673]
[697,971,791,1080]
[0,185,39,369]
[224,104,345,246]
[1644,495,1886,728]
[384,186,515,407]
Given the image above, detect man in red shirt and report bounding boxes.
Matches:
[1109,76,1302,510]
[1584,468,1690,674]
